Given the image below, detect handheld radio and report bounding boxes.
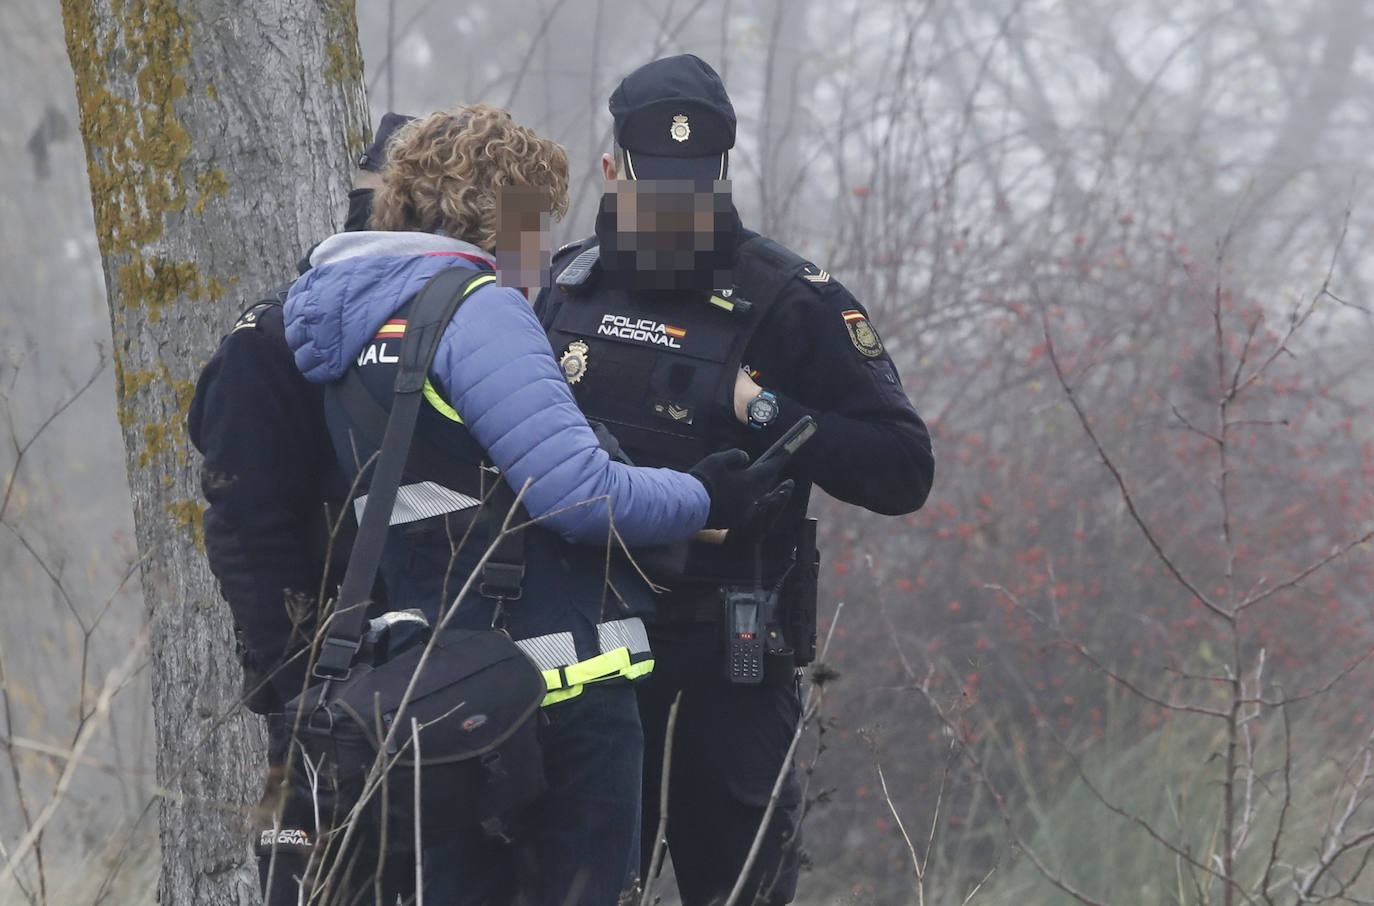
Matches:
[724,416,816,684]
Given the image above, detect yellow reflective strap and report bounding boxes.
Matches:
[537,647,655,708]
[622,659,654,682]
[565,647,632,686]
[422,378,463,423]
[541,685,584,707]
[415,272,497,424]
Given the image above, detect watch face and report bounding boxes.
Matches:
[748,394,779,425]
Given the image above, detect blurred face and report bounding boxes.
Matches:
[598,178,736,290]
[494,186,553,289]
[609,179,725,241]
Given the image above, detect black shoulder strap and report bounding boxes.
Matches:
[315,267,496,680]
[554,242,601,290]
[537,237,598,331]
[328,365,475,482]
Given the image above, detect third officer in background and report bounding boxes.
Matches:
[537,55,935,905]
[189,113,414,904]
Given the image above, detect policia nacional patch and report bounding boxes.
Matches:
[842,309,884,357]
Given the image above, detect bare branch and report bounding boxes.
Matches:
[1243,647,1372,708]
[867,730,924,902]
[639,692,681,906]
[1321,287,1370,314]
[1228,205,1351,403]
[1039,305,1228,621]
[2,518,86,631]
[0,350,107,524]
[1258,699,1293,906]
[500,0,573,110]
[1298,729,1374,900]
[1057,737,1262,906]
[1238,527,1374,612]
[0,625,148,888]
[1170,402,1223,445]
[984,584,1229,718]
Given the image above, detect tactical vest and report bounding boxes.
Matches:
[324,273,655,692]
[544,233,808,472]
[543,234,816,586]
[324,290,497,530]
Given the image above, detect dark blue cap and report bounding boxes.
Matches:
[609,55,735,180]
[357,112,415,172]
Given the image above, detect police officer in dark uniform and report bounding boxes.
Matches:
[536,55,935,905]
[187,113,413,904]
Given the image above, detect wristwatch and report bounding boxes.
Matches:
[746,390,779,430]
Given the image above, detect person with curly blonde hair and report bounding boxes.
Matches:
[371,104,568,255]
[283,105,789,904]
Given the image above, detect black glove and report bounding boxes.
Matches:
[738,479,795,537]
[235,631,286,714]
[689,448,795,533]
[589,418,634,465]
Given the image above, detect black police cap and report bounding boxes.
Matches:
[609,54,736,181]
[357,112,415,172]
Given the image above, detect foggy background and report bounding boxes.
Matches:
[3,0,1373,903]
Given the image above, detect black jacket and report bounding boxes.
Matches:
[540,231,934,518]
[188,295,355,710]
[729,240,932,515]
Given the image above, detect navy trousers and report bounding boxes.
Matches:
[422,681,645,905]
[637,624,803,906]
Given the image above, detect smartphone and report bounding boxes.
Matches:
[752,415,817,473]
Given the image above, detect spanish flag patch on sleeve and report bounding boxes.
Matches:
[376,319,407,339]
[841,310,884,358]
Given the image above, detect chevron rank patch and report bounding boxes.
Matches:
[842,309,884,357]
[232,304,272,332]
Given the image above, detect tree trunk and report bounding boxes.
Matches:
[59,3,367,903]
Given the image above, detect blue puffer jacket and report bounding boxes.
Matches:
[284,231,710,647]
[285,231,709,544]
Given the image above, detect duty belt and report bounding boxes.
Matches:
[514,617,654,706]
[650,586,724,624]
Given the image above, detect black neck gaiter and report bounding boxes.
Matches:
[594,186,741,293]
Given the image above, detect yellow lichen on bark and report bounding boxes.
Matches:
[320,0,364,89]
[172,378,197,415]
[139,420,169,468]
[61,0,194,259]
[61,0,226,328]
[193,168,227,215]
[118,362,194,467]
[165,498,206,552]
[117,257,200,322]
[117,364,160,428]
